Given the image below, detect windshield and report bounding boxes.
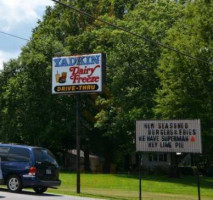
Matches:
[33,148,58,167]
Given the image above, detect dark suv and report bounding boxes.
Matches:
[0,144,61,193]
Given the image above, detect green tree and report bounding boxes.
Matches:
[0,0,135,167]
[154,0,213,160]
[95,0,185,169]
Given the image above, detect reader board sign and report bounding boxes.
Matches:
[136,119,202,153]
[52,53,106,94]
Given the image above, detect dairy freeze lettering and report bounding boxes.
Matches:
[70,65,100,84]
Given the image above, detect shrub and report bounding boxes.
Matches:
[179,167,195,176]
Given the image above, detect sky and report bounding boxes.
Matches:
[0,0,54,70]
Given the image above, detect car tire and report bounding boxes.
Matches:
[33,186,48,194]
[7,175,22,193]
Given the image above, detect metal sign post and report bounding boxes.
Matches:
[197,165,201,200]
[76,94,80,193]
[139,154,142,200]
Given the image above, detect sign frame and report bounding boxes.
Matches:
[136,119,202,153]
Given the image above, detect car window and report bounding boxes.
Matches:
[34,148,58,167]
[8,147,30,162]
[0,147,10,161]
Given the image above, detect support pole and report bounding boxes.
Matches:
[76,94,80,193]
[197,166,201,200]
[139,153,142,200]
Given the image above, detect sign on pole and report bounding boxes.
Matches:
[52,53,106,194]
[136,119,202,153]
[52,53,106,94]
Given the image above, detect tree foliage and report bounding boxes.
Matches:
[154,0,213,159]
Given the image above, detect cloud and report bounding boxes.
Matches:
[0,50,20,70]
[0,0,54,70]
[0,0,54,31]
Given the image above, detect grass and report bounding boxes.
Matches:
[48,173,213,200]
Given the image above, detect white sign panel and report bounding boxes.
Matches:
[136,119,202,153]
[52,53,106,94]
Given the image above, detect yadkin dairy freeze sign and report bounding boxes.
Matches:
[52,53,106,94]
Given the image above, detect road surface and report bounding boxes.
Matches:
[0,188,102,200]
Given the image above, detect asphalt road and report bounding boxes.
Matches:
[0,188,102,200]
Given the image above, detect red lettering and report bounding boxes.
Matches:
[71,75,99,83]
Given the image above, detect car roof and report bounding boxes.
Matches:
[0,143,42,150]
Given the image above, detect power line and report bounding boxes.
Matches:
[0,30,29,42]
[51,0,209,64]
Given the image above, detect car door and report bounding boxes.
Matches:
[6,147,31,175]
[33,148,59,181]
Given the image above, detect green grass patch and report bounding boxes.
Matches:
[48,173,213,200]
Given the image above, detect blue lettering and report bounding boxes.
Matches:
[91,55,100,64]
[80,56,86,65]
[54,58,61,67]
[61,58,68,67]
[86,56,91,65]
[69,57,77,66]
[77,57,86,65]
[54,54,101,67]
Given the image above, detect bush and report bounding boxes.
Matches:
[153,166,170,175]
[179,167,195,176]
[206,167,213,177]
